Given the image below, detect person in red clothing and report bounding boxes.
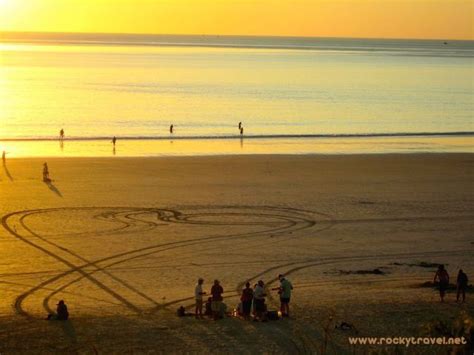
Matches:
[211,279,224,320]
[433,264,450,302]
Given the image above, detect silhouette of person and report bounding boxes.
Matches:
[238,122,242,130]
[253,280,267,321]
[195,278,206,319]
[456,269,468,303]
[433,264,449,302]
[47,300,69,321]
[59,129,64,140]
[170,124,174,134]
[112,136,117,146]
[43,162,50,182]
[272,274,293,317]
[240,282,253,318]
[211,280,224,320]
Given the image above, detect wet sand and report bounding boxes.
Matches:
[0,154,473,353]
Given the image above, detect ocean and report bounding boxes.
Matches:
[0,33,472,157]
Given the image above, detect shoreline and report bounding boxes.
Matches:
[2,131,473,141]
[1,137,472,158]
[2,152,473,162]
[3,151,473,159]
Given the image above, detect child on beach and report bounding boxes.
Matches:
[43,162,50,182]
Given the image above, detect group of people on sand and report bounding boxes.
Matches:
[433,265,469,303]
[194,275,293,321]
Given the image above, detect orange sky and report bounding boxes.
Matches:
[0,0,472,40]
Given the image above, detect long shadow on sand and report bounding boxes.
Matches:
[45,181,63,197]
[3,162,13,181]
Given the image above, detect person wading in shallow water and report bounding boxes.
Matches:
[433,264,450,302]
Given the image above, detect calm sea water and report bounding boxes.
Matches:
[0,34,473,156]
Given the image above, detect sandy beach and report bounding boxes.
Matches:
[0,154,472,353]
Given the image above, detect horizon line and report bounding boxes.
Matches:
[1,30,472,43]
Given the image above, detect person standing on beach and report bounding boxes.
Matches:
[238,122,242,130]
[170,124,174,134]
[456,269,468,303]
[253,280,267,321]
[112,136,117,146]
[211,280,224,320]
[59,129,65,141]
[433,264,449,302]
[273,274,293,317]
[240,127,244,136]
[194,278,206,319]
[240,282,254,318]
[43,162,50,182]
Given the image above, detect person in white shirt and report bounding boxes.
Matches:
[253,280,267,321]
[194,278,206,319]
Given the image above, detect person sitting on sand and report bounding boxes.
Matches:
[43,162,50,182]
[456,269,468,303]
[240,282,254,318]
[211,280,224,320]
[433,264,449,302]
[204,297,212,317]
[272,274,293,317]
[195,278,207,319]
[47,300,69,321]
[253,280,267,321]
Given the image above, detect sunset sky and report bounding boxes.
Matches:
[0,0,472,40]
